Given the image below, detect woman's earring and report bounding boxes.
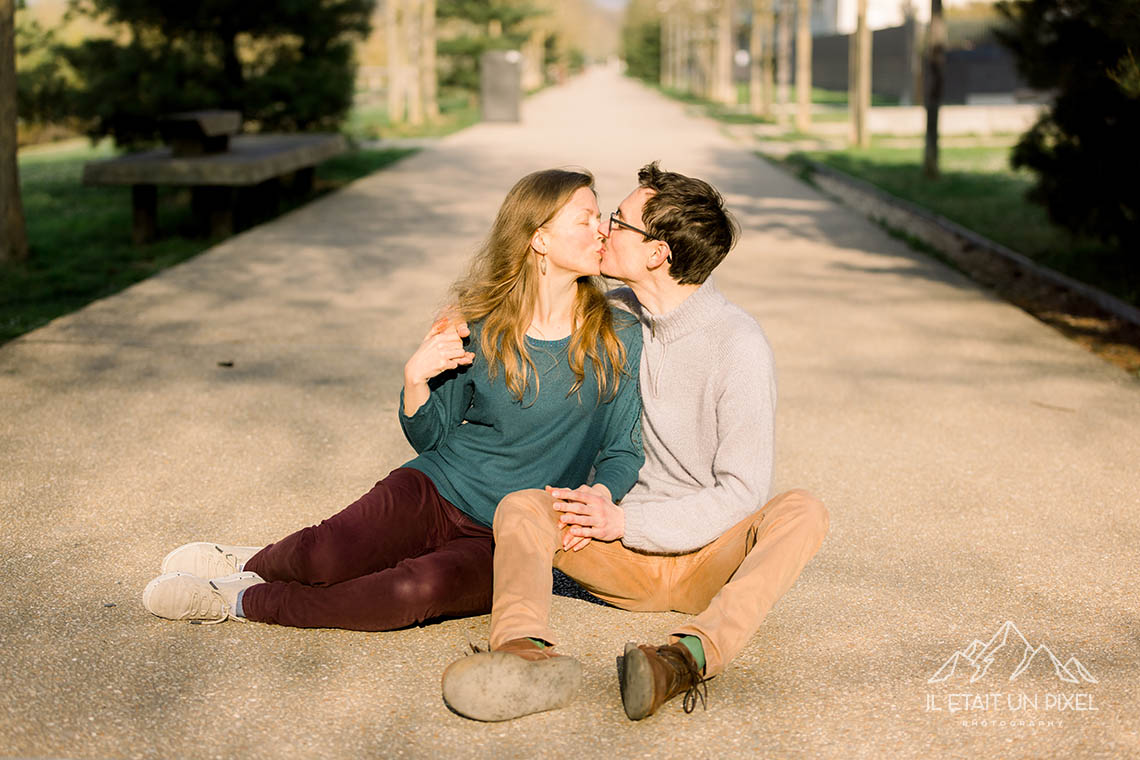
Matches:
[539,254,547,275]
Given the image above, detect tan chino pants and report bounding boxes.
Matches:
[490,488,829,676]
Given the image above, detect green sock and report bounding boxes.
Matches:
[527,638,547,649]
[678,635,706,671]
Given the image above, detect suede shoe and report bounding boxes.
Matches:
[161,542,262,578]
[441,638,583,721]
[620,641,708,720]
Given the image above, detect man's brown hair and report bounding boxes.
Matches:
[637,161,739,285]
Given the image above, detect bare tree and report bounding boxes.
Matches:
[676,1,694,94]
[386,0,407,124]
[421,0,438,120]
[1,0,27,263]
[849,0,870,147]
[405,0,424,126]
[522,26,545,91]
[670,3,685,91]
[714,0,734,104]
[699,2,714,99]
[776,0,791,126]
[749,0,774,118]
[794,0,811,131]
[923,0,944,178]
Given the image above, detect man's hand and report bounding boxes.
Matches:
[547,483,623,552]
[403,317,474,416]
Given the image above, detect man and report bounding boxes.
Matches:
[441,162,829,721]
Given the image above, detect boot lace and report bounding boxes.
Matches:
[682,676,708,714]
[659,646,709,714]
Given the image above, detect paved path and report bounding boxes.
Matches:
[2,65,1138,759]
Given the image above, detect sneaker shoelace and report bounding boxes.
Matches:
[213,545,243,573]
[189,583,229,625]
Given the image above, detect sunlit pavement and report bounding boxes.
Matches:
[2,65,1137,759]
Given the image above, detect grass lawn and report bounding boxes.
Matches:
[787,139,1139,308]
[343,88,480,140]
[655,82,898,125]
[2,142,417,345]
[761,85,899,108]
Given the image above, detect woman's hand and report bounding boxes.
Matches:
[403,317,474,416]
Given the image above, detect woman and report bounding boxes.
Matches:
[142,168,644,631]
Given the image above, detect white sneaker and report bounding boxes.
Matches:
[209,571,264,613]
[142,571,262,624]
[160,542,262,578]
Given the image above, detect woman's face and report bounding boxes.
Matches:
[538,187,604,278]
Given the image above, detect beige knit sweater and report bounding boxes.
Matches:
[610,279,776,554]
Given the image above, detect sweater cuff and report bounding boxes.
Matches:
[619,503,652,551]
[398,387,432,423]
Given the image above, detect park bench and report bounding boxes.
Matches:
[82,110,346,244]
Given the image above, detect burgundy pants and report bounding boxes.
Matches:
[241,468,494,631]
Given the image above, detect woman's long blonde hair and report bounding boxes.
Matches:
[453,168,628,404]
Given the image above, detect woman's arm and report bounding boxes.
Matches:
[398,318,476,453]
[403,317,474,416]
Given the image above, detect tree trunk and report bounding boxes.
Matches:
[421,0,438,120]
[700,6,713,99]
[847,9,855,124]
[850,0,870,147]
[676,3,692,94]
[221,29,244,111]
[671,5,685,92]
[522,27,544,91]
[750,0,773,118]
[924,0,944,179]
[660,9,673,90]
[1,0,28,263]
[386,0,406,125]
[714,0,734,105]
[903,8,920,105]
[776,0,791,126]
[795,0,811,131]
[405,0,424,126]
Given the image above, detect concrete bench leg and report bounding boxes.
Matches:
[293,167,315,196]
[131,185,157,245]
[192,186,235,239]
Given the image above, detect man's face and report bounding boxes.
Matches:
[600,187,656,283]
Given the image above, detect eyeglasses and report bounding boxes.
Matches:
[608,212,658,241]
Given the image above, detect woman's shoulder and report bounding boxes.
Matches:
[456,315,486,343]
[605,311,642,370]
[606,287,642,319]
[607,302,643,344]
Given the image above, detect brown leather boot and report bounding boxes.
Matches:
[441,638,583,722]
[620,641,708,720]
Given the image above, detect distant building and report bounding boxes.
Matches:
[829,0,999,35]
[766,0,1032,105]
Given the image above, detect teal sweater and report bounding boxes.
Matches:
[399,307,644,528]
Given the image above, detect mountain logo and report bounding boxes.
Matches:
[928,621,1098,685]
